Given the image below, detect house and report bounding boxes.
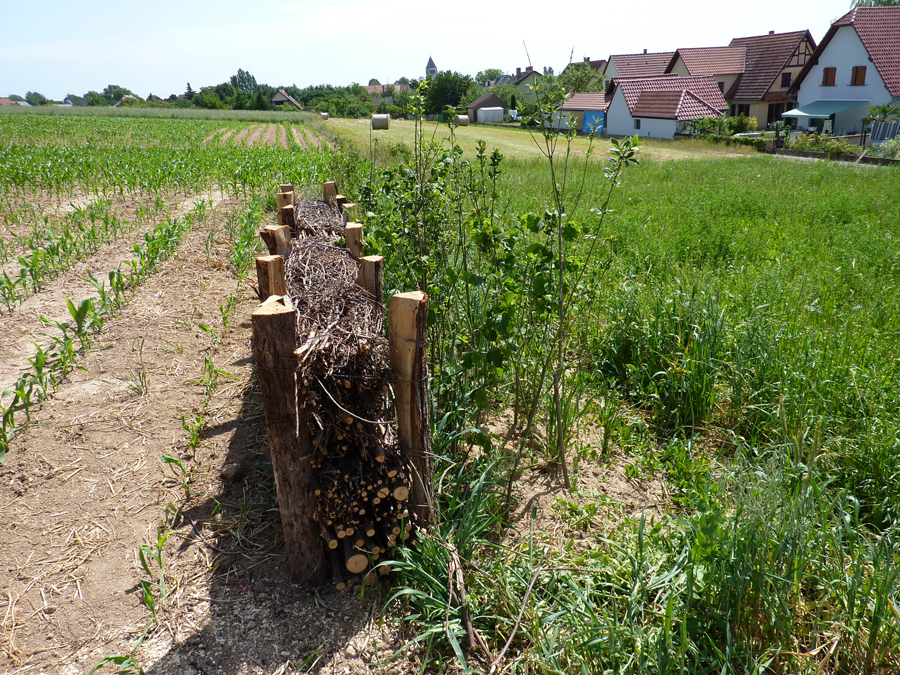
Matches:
[426,56,437,77]
[466,93,507,123]
[559,92,611,133]
[512,66,543,101]
[726,30,816,127]
[0,98,18,107]
[786,7,900,135]
[604,50,675,80]
[270,89,303,111]
[665,46,746,98]
[604,75,728,138]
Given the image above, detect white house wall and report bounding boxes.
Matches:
[797,25,893,134]
[604,91,678,138]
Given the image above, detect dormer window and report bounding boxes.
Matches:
[851,66,866,86]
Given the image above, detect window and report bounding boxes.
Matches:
[822,67,836,86]
[718,81,724,93]
[851,66,867,86]
[732,104,750,117]
[781,71,792,88]
[634,119,641,130]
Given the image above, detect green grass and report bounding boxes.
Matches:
[0,104,315,124]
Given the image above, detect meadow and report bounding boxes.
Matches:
[0,108,898,674]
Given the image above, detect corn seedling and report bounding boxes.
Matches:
[161,453,193,499]
[181,413,204,454]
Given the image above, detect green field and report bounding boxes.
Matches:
[2,111,899,674]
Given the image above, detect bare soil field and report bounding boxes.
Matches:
[261,125,276,147]
[290,127,308,150]
[244,126,265,148]
[231,126,254,146]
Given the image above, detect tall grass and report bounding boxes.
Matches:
[0,105,315,124]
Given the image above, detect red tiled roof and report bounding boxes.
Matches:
[612,74,728,114]
[560,92,611,111]
[631,90,723,120]
[607,75,728,119]
[726,30,814,101]
[668,46,746,76]
[834,7,900,97]
[609,52,675,78]
[0,98,16,106]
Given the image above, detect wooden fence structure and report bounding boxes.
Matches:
[251,182,433,588]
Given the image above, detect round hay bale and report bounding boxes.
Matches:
[320,112,329,120]
[371,114,390,130]
[454,114,470,127]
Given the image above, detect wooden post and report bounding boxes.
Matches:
[252,296,327,584]
[256,255,286,301]
[279,183,294,196]
[334,195,347,212]
[342,203,358,225]
[323,181,338,205]
[260,225,292,259]
[280,205,296,236]
[358,255,383,301]
[345,223,364,259]
[388,291,433,524]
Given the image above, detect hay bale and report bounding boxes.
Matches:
[320,112,329,120]
[454,115,469,127]
[371,114,390,130]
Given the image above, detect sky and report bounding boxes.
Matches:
[0,0,855,100]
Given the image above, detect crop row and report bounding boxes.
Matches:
[0,210,197,461]
[0,200,152,312]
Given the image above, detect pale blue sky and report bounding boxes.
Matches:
[1,0,854,100]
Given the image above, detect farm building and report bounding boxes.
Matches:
[0,98,19,107]
[604,50,675,80]
[725,30,816,127]
[787,7,900,136]
[560,92,611,133]
[466,93,507,123]
[270,89,303,110]
[476,107,504,124]
[604,75,727,138]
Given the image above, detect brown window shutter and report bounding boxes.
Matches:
[851,66,866,86]
[822,67,836,86]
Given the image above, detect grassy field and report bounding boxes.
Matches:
[2,110,899,674]
[326,116,760,161]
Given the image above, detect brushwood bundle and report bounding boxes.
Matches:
[285,199,413,588]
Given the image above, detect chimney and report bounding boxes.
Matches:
[526,65,533,72]
[643,48,647,54]
[769,30,774,34]
[516,67,521,77]
[584,56,590,63]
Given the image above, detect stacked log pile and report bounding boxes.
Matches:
[285,193,414,589]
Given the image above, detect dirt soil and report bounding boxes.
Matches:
[290,128,308,151]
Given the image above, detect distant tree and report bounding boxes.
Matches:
[185,83,195,100]
[230,69,258,92]
[102,84,133,103]
[459,82,486,107]
[368,78,381,86]
[83,91,106,106]
[475,68,504,84]
[853,0,899,5]
[543,66,554,76]
[194,88,226,109]
[559,61,604,94]
[424,71,473,114]
[252,90,270,111]
[490,83,516,108]
[25,91,48,106]
[395,77,410,85]
[8,94,24,101]
[510,92,518,110]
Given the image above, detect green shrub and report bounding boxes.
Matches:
[878,136,900,159]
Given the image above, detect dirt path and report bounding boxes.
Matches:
[261,125,276,147]
[231,126,254,146]
[0,200,396,675]
[290,126,308,150]
[218,128,237,145]
[277,124,289,149]
[244,126,265,147]
[203,128,227,144]
[302,129,321,148]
